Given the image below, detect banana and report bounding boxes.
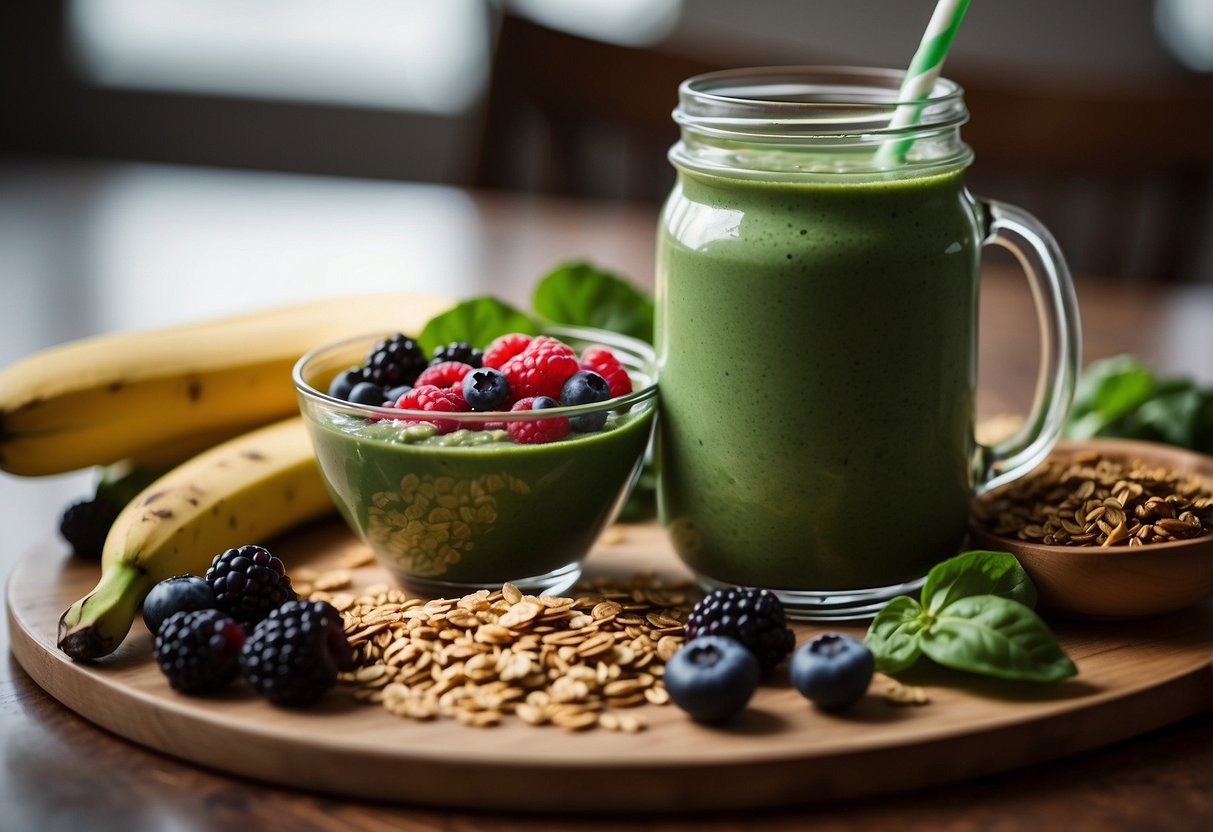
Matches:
[0,292,449,476]
[57,416,333,660]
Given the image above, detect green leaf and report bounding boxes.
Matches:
[922,550,1036,615]
[418,297,540,356]
[1065,354,1156,428]
[532,262,654,344]
[920,595,1077,683]
[865,595,928,674]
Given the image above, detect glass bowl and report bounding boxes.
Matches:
[293,326,657,596]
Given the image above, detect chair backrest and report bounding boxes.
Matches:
[471,14,1213,282]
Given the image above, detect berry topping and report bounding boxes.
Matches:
[462,367,511,411]
[327,367,366,400]
[143,574,217,636]
[384,384,412,403]
[684,587,795,676]
[790,633,875,711]
[59,497,120,560]
[579,346,632,398]
[414,360,475,390]
[347,381,389,407]
[559,370,611,432]
[664,636,759,724]
[500,336,580,401]
[394,384,462,433]
[205,544,297,626]
[154,609,245,694]
[364,333,427,388]
[482,332,533,369]
[240,600,354,706]
[507,396,570,445]
[430,341,483,368]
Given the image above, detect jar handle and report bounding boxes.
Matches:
[975,199,1082,491]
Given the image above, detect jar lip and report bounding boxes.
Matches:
[676,65,967,135]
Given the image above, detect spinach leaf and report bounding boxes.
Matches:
[1063,354,1213,454]
[922,550,1036,615]
[919,595,1077,682]
[532,262,655,344]
[418,297,540,356]
[864,596,927,674]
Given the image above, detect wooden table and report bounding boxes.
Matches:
[1,160,1211,831]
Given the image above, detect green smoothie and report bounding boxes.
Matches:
[305,409,654,588]
[657,167,983,590]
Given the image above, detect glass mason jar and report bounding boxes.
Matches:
[655,67,1080,620]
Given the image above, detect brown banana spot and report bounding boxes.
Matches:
[148,509,174,520]
[108,380,125,393]
[187,379,203,402]
[242,450,267,461]
[142,491,165,505]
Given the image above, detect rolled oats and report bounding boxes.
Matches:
[328,574,696,731]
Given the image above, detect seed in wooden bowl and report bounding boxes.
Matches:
[973,453,1213,547]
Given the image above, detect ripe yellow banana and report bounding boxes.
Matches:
[0,292,449,476]
[58,416,334,660]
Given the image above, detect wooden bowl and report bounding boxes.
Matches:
[970,439,1213,620]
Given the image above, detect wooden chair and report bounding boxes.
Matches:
[472,14,1213,282]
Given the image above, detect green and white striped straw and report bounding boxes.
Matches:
[878,0,972,166]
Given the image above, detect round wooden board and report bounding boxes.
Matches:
[8,520,1213,813]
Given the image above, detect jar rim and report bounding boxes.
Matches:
[675,65,967,136]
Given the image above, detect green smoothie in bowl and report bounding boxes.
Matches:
[294,326,656,595]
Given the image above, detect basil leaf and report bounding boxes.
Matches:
[864,596,928,674]
[532,262,654,344]
[920,595,1077,683]
[922,550,1036,615]
[418,297,540,356]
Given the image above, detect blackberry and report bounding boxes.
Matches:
[365,333,427,388]
[240,600,355,706]
[684,587,795,675]
[59,496,120,560]
[430,340,483,369]
[205,544,296,626]
[154,609,245,694]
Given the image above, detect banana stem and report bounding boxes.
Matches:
[58,562,150,660]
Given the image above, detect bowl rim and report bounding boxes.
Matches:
[292,324,658,424]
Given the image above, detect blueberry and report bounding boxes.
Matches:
[384,384,412,405]
[347,381,389,406]
[559,370,610,432]
[663,635,759,724]
[142,574,217,636]
[790,633,875,710]
[532,396,559,410]
[461,367,510,411]
[327,367,364,400]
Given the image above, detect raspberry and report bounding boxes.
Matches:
[240,600,354,706]
[430,341,483,368]
[483,333,533,368]
[507,396,570,445]
[414,360,474,390]
[500,336,579,401]
[684,587,795,676]
[364,333,427,388]
[154,609,245,694]
[580,346,632,398]
[394,384,461,434]
[205,544,297,626]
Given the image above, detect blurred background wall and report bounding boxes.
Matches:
[2,0,1211,283]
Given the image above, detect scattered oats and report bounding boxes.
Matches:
[881,676,930,706]
[338,575,696,731]
[598,525,627,546]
